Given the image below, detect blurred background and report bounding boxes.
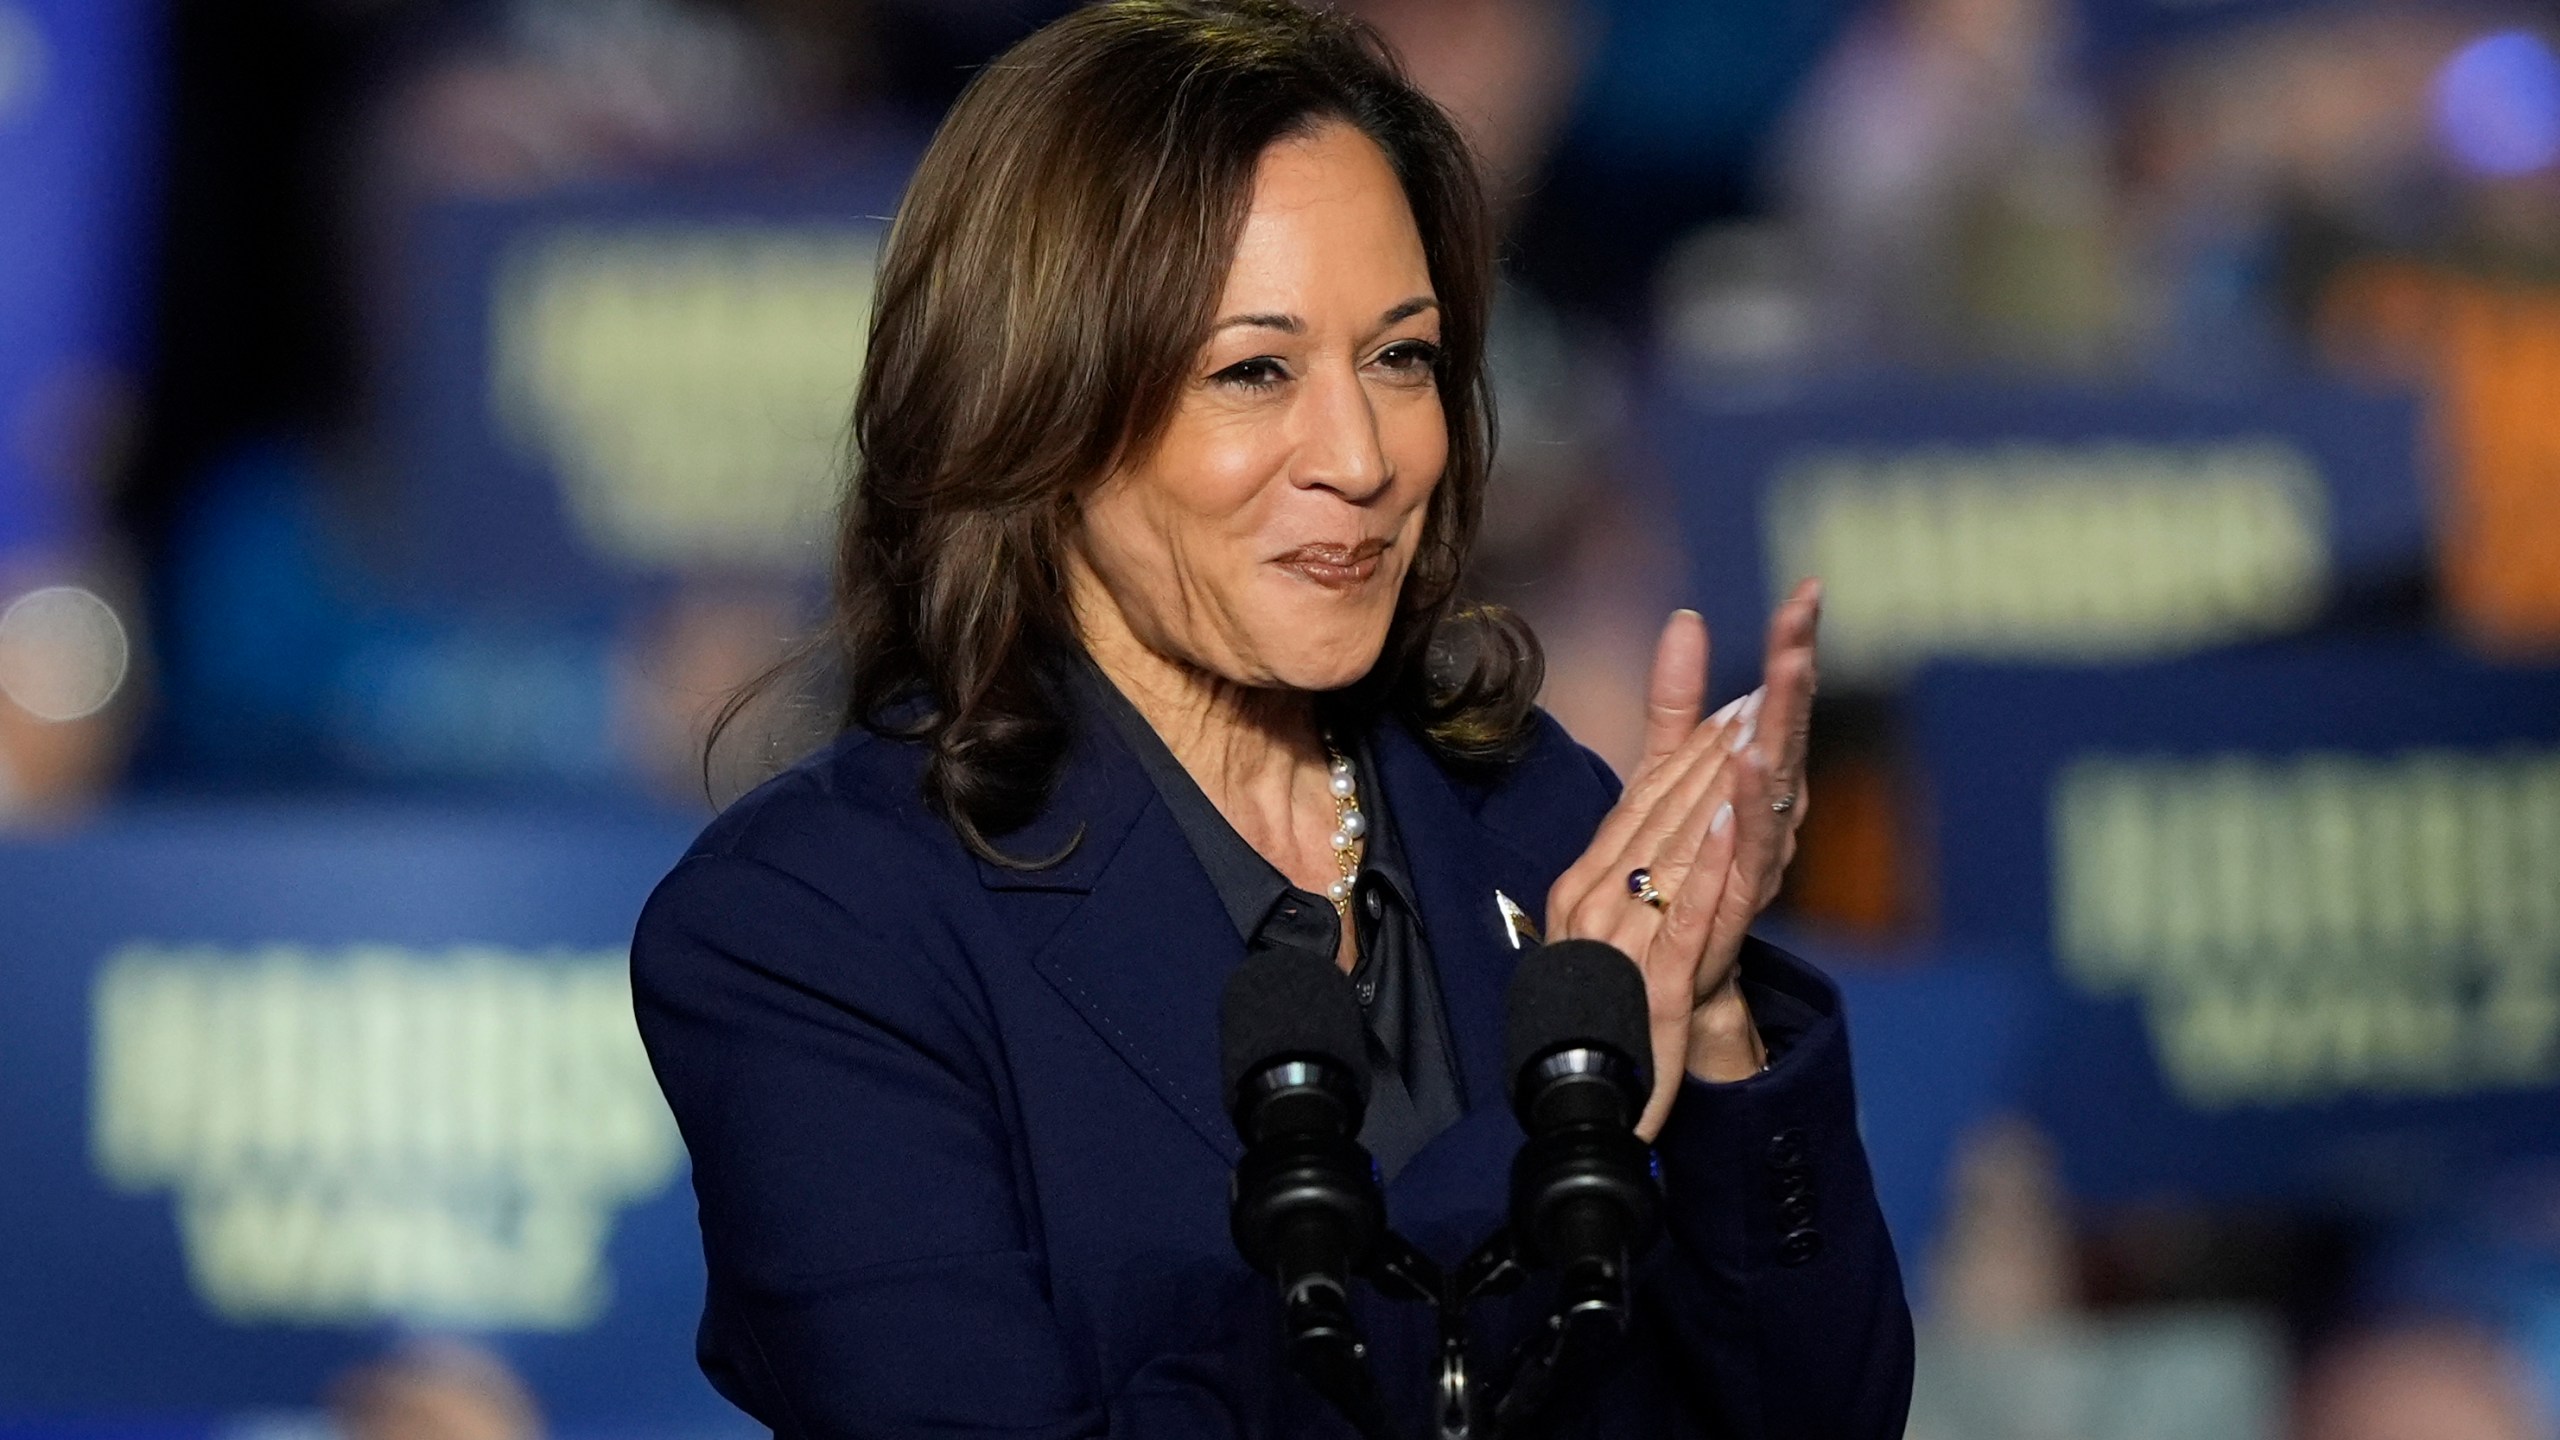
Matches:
[5,0,2560,1435]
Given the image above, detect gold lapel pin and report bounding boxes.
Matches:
[1495,890,1541,950]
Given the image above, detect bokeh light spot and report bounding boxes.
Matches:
[2434,30,2560,178]
[0,586,130,723]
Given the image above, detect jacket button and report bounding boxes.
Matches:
[1778,1227,1823,1266]
[1363,889,1384,919]
[1764,1128,1808,1170]
[1777,1188,1816,1225]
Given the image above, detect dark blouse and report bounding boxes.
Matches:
[1072,660,1464,1177]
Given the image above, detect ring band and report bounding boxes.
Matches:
[1626,867,1667,911]
[1771,791,1797,815]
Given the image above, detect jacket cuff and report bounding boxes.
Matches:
[1650,936,1862,1275]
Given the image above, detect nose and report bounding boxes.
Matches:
[1291,362,1391,502]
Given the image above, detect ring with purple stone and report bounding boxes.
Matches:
[1626,867,1667,911]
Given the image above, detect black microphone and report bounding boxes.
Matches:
[1220,947,1396,1439]
[1502,938,1662,1341]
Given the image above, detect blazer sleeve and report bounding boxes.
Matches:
[632,849,1236,1440]
[1627,938,1917,1440]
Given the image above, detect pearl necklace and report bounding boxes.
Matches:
[1323,743,1368,918]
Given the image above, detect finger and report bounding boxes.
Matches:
[1554,692,1747,912]
[1634,804,1739,1141]
[1701,750,1788,980]
[1614,697,1747,888]
[1753,580,1822,803]
[1659,793,1739,976]
[1557,715,1739,958]
[1754,647,1813,822]
[1637,609,1709,772]
[1636,713,1748,907]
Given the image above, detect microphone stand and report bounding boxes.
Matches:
[1359,1233,1463,1440]
[1485,1238,1632,1440]
[1353,1222,1631,1440]
[1275,1213,1640,1440]
[1278,1272,1399,1440]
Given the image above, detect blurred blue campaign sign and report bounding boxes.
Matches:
[1910,645,2560,1203]
[388,140,915,610]
[0,804,739,1433]
[1645,379,2425,700]
[0,0,156,559]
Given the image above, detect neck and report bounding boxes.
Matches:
[1082,614,1324,802]
[1071,568,1339,878]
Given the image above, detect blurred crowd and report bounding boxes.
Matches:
[15,0,2557,796]
[11,0,2560,1436]
[14,0,2556,805]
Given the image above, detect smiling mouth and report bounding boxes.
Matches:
[1273,540,1389,589]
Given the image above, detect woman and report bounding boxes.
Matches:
[632,2,1913,1435]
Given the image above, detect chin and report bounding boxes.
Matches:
[1256,618,1396,694]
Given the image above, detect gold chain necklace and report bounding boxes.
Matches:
[1322,742,1367,918]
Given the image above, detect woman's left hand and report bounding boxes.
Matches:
[1544,580,1821,1139]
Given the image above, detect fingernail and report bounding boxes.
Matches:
[1728,689,1764,752]
[1708,694,1747,726]
[1710,802,1733,836]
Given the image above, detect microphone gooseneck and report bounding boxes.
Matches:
[1220,947,1397,1439]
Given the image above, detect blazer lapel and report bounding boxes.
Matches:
[980,715,1247,1163]
[1369,723,1564,1115]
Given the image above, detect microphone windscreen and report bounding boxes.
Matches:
[1219,946,1373,1115]
[1505,938,1652,1086]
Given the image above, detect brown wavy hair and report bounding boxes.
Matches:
[719,0,1543,861]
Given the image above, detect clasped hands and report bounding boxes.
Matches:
[1544,580,1822,1141]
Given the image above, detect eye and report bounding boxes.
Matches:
[1211,357,1290,390]
[1373,339,1443,379]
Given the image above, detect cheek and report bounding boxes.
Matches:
[1397,396,1450,472]
[1083,419,1285,583]
[1152,401,1293,516]
[1385,400,1449,532]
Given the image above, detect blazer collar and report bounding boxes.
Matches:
[972,701,1157,896]
[981,702,1561,1161]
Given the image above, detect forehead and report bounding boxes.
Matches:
[1221,121,1433,306]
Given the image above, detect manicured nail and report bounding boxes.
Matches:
[1729,688,1765,752]
[1710,802,1734,836]
[1708,694,1747,727]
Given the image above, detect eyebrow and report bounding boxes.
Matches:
[1211,296,1440,335]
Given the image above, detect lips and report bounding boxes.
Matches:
[1273,539,1388,589]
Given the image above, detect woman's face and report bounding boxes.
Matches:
[1072,119,1448,694]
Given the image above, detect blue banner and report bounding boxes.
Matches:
[1646,380,2426,700]
[0,804,740,1432]
[1911,645,2560,1202]
[385,141,917,611]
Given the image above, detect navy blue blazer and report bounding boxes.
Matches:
[632,706,1913,1438]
